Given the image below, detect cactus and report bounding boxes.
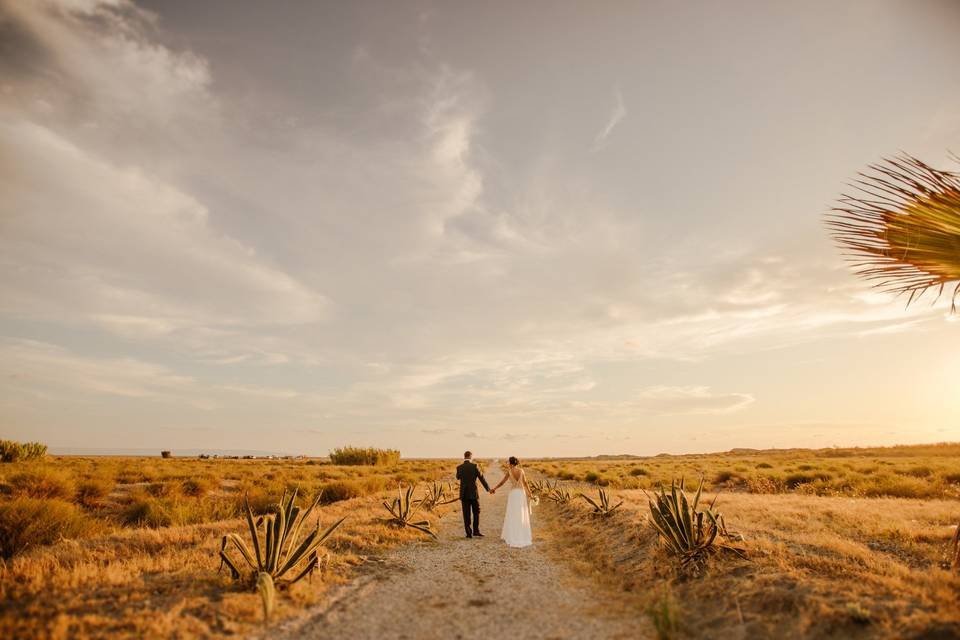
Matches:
[646,477,735,568]
[578,487,624,516]
[419,481,458,511]
[383,485,437,539]
[218,488,345,599]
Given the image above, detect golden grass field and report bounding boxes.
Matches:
[532,444,960,639]
[0,455,454,638]
[0,444,958,639]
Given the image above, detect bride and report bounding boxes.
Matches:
[491,456,533,548]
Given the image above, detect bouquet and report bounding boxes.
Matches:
[530,495,540,506]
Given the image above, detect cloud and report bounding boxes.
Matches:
[591,86,626,150]
[633,386,755,416]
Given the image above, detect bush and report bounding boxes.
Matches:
[784,472,832,489]
[755,462,773,469]
[0,440,47,462]
[629,466,649,476]
[0,497,98,557]
[320,480,364,503]
[713,470,737,484]
[7,467,75,500]
[584,471,600,483]
[76,476,114,506]
[181,477,213,497]
[123,497,173,527]
[146,481,181,497]
[329,446,400,466]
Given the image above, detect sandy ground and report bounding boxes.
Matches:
[272,463,650,640]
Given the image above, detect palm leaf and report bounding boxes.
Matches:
[827,153,960,311]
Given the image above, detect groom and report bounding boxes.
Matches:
[456,451,491,539]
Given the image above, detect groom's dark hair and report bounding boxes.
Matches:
[464,451,472,459]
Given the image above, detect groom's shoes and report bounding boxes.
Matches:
[465,533,473,539]
[472,532,484,537]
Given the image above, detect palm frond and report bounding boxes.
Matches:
[826,153,960,311]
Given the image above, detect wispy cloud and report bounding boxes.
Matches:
[591,85,626,151]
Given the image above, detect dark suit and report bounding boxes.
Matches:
[456,460,490,536]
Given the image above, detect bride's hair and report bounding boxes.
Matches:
[508,456,519,466]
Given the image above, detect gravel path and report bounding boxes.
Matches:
[275,463,650,640]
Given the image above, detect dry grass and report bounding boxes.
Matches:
[540,478,960,638]
[0,455,457,638]
[528,443,960,499]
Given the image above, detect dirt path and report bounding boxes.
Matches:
[274,462,650,640]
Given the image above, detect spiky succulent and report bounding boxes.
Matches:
[529,479,557,497]
[547,485,573,504]
[383,484,437,539]
[578,487,624,516]
[218,489,344,594]
[418,481,458,511]
[827,153,960,311]
[646,478,732,568]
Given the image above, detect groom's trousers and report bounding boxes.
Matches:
[460,498,481,535]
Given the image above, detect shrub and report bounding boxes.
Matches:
[755,462,773,469]
[0,497,98,557]
[320,480,363,503]
[713,470,737,484]
[182,477,213,497]
[903,465,932,478]
[146,481,181,497]
[7,467,75,500]
[76,476,114,506]
[584,471,600,483]
[784,472,832,489]
[747,475,785,494]
[0,440,47,462]
[160,451,172,459]
[943,472,960,485]
[329,446,400,466]
[361,476,389,494]
[629,466,649,476]
[123,497,173,527]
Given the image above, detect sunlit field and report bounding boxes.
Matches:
[0,454,455,638]
[1,444,957,638]
[528,443,960,499]
[531,443,960,639]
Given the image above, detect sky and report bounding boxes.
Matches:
[1,0,959,458]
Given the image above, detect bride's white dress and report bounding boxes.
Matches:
[500,469,533,548]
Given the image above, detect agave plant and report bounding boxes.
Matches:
[529,479,556,497]
[383,485,437,539]
[419,481,458,511]
[578,488,624,516]
[646,478,733,568]
[827,153,960,311]
[218,489,345,619]
[547,485,573,504]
